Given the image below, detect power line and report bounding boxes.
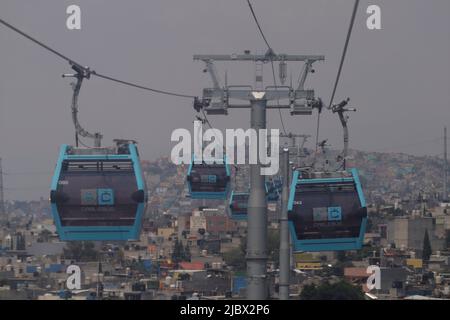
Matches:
[0,18,196,100]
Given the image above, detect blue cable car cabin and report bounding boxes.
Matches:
[50,141,147,241]
[228,191,249,221]
[186,156,231,199]
[229,179,280,221]
[273,177,283,192]
[288,168,367,252]
[266,179,280,202]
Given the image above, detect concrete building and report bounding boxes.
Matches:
[157,227,175,240]
[205,215,237,236]
[387,217,444,252]
[190,212,207,235]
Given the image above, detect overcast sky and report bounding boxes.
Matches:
[1,0,449,200]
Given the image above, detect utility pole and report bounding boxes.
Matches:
[194,51,323,299]
[279,148,290,300]
[444,126,448,202]
[0,157,4,215]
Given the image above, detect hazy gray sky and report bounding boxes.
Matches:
[1,0,449,200]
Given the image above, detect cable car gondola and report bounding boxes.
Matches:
[287,168,367,252]
[187,156,231,199]
[266,179,280,202]
[228,191,249,220]
[50,140,147,241]
[229,178,281,221]
[50,65,146,241]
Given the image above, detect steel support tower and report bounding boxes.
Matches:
[278,148,290,299]
[194,51,324,299]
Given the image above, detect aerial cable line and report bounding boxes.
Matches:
[328,0,360,108]
[77,135,98,149]
[200,109,237,168]
[199,110,240,171]
[246,0,272,51]
[0,18,196,100]
[0,18,84,69]
[245,0,288,136]
[314,0,360,158]
[91,72,196,99]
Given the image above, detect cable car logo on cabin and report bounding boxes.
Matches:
[287,168,367,252]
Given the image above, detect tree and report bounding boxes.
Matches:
[300,284,317,300]
[171,240,180,262]
[223,247,246,272]
[63,242,83,261]
[223,236,246,271]
[171,240,192,264]
[300,281,365,300]
[38,229,52,243]
[63,241,99,262]
[83,241,99,261]
[422,229,432,262]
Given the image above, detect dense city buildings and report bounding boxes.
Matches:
[0,150,449,300]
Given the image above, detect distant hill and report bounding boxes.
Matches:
[347,150,445,205]
[140,150,447,206]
